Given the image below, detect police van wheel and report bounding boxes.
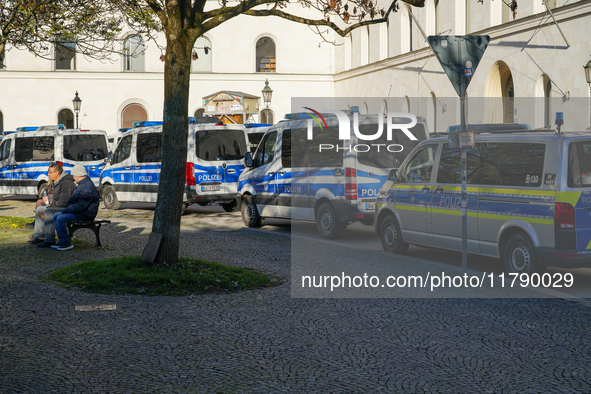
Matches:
[504,233,542,275]
[102,185,121,210]
[316,202,344,239]
[380,216,409,254]
[181,203,189,216]
[37,182,48,198]
[222,200,238,212]
[241,195,262,227]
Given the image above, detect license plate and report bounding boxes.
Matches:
[201,185,220,192]
[365,203,376,210]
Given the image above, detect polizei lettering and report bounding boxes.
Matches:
[198,174,222,182]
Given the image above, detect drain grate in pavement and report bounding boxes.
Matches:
[75,304,117,311]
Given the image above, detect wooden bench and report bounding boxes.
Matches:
[66,219,111,247]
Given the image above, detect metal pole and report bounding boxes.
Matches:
[458,39,468,274]
[76,112,79,129]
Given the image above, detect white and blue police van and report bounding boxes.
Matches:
[0,127,109,197]
[245,123,271,153]
[237,111,429,238]
[99,121,249,212]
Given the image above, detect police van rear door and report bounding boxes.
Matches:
[193,125,248,198]
[61,131,109,186]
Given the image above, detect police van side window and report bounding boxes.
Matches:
[137,133,162,163]
[568,141,591,188]
[402,145,437,183]
[470,142,545,187]
[437,144,481,184]
[256,132,277,166]
[282,128,309,168]
[15,136,54,162]
[0,139,11,161]
[112,135,132,164]
[63,134,108,161]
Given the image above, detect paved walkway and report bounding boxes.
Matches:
[1,198,591,393]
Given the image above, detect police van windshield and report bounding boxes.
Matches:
[63,134,108,161]
[195,129,247,161]
[356,124,425,169]
[568,140,591,188]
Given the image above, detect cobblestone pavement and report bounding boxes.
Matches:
[1,198,591,393]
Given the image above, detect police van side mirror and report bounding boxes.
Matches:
[388,169,399,182]
[244,152,254,168]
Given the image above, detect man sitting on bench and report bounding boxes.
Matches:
[52,165,100,251]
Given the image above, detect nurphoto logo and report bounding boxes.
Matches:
[303,107,418,153]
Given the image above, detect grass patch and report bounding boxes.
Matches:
[0,216,31,229]
[46,255,275,296]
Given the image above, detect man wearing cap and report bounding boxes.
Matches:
[52,164,100,251]
[29,163,77,247]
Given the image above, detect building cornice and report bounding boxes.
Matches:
[0,71,334,83]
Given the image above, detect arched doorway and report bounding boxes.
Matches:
[122,104,147,128]
[260,109,274,124]
[194,108,205,117]
[58,108,74,129]
[485,61,514,123]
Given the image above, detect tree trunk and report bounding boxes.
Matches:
[150,24,193,266]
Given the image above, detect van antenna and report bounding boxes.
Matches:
[79,113,87,129]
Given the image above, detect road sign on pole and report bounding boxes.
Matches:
[427,35,490,98]
[428,35,490,274]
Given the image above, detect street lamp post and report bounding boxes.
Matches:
[261,79,273,124]
[584,57,591,131]
[72,91,82,129]
[262,79,273,109]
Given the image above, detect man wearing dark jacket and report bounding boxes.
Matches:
[30,163,77,247]
[52,164,100,251]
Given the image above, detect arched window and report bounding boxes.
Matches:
[122,104,147,128]
[55,42,76,70]
[192,36,212,73]
[58,109,74,129]
[256,37,276,73]
[260,109,274,124]
[194,108,205,117]
[124,35,145,71]
[484,61,514,123]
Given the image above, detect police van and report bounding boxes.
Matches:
[245,124,271,153]
[99,122,248,212]
[237,111,429,238]
[375,130,591,274]
[0,128,109,197]
[107,128,130,154]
